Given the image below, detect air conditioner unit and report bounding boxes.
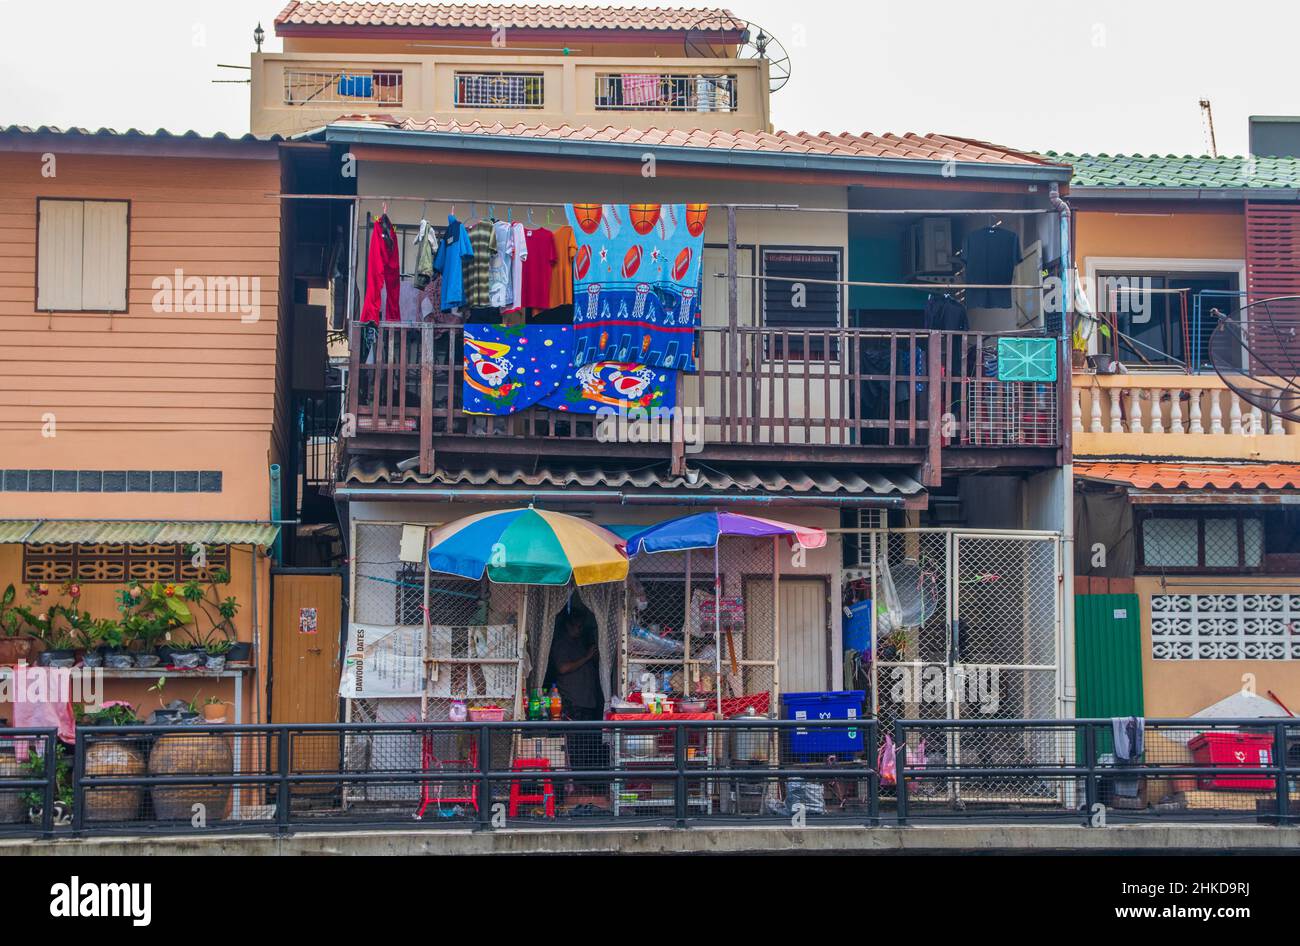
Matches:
[904,217,956,278]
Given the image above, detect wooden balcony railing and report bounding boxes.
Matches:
[345,323,1063,478]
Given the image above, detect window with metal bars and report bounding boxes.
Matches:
[1137,509,1264,574]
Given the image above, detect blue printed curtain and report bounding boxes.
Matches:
[565,203,708,372]
[462,324,573,415]
[464,325,678,416]
[539,361,678,414]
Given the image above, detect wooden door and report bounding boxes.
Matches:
[777,577,830,694]
[271,572,342,724]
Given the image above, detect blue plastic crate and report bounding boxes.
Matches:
[780,690,865,755]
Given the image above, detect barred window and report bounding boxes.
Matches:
[1138,511,1264,573]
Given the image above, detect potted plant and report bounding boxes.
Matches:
[21,744,74,827]
[178,575,245,667]
[145,678,201,725]
[0,583,38,666]
[201,638,233,672]
[16,594,78,667]
[202,696,229,722]
[68,612,109,668]
[117,581,192,667]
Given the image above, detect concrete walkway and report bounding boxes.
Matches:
[3,823,1298,855]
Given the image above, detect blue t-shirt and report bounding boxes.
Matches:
[433,215,475,311]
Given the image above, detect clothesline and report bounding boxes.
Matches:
[715,272,1042,291]
[271,193,1054,215]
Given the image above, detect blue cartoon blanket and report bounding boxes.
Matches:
[565,203,708,372]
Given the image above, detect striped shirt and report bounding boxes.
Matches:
[464,219,496,308]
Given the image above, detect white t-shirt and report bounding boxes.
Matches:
[488,220,512,308]
[507,222,528,312]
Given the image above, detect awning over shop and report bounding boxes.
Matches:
[0,519,281,546]
[1075,461,1300,503]
[338,459,926,507]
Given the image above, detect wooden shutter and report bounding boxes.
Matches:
[35,198,127,311]
[36,199,84,310]
[1244,201,1300,366]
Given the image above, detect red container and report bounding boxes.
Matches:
[1187,732,1275,790]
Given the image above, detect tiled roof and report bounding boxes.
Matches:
[1051,152,1300,189]
[0,125,280,143]
[275,2,744,32]
[341,458,926,498]
[337,115,1064,166]
[1075,461,1300,490]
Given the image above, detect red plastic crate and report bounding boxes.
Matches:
[1187,732,1275,790]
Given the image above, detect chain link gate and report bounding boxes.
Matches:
[865,529,1064,807]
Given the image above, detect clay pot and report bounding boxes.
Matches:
[0,637,35,666]
[83,738,147,822]
[202,703,228,723]
[148,732,232,821]
[0,753,26,824]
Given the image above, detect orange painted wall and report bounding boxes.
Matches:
[1075,206,1246,269]
[0,149,282,521]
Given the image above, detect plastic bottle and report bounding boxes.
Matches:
[549,685,562,720]
[528,689,540,721]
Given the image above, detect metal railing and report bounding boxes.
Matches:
[0,728,60,838]
[3,717,1296,838]
[594,73,737,112]
[284,69,404,107]
[453,72,544,109]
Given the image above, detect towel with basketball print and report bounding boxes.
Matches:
[565,202,708,372]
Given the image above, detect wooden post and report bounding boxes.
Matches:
[923,332,943,487]
[671,371,686,475]
[419,323,434,475]
[726,206,739,444]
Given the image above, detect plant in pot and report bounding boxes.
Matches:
[21,744,74,827]
[202,696,230,723]
[145,677,201,726]
[117,581,192,667]
[179,575,246,666]
[96,620,136,669]
[15,597,78,667]
[0,583,38,666]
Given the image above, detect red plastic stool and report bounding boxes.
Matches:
[507,758,555,818]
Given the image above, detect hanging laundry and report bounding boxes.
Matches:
[923,293,968,331]
[359,213,401,323]
[963,225,1020,309]
[462,324,572,415]
[433,214,475,311]
[488,219,513,308]
[566,202,708,371]
[506,221,528,313]
[412,218,436,290]
[464,218,496,308]
[621,74,661,106]
[520,226,557,309]
[549,224,577,308]
[539,361,678,414]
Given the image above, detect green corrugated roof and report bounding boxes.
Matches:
[1049,152,1300,189]
[0,520,279,547]
[0,520,39,543]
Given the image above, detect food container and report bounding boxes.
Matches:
[622,733,658,759]
[468,706,505,722]
[676,698,707,713]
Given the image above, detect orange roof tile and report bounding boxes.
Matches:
[275,2,744,33]
[332,115,1062,166]
[1075,461,1300,490]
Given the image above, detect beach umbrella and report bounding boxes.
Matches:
[625,513,826,711]
[426,507,628,586]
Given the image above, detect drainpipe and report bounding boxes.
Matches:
[1049,182,1077,725]
[269,464,283,565]
[331,486,909,508]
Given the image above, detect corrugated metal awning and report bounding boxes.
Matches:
[339,459,926,506]
[0,520,281,547]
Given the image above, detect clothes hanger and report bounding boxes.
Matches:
[546,207,554,227]
[527,207,534,227]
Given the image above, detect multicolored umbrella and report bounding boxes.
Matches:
[625,512,827,711]
[625,512,827,556]
[426,507,628,586]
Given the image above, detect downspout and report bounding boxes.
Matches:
[269,463,283,564]
[1049,182,1077,725]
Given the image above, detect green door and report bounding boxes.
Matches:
[1075,593,1144,756]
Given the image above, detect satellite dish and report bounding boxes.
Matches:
[685,14,792,93]
[1208,295,1300,423]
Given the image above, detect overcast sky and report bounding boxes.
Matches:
[1,0,1292,156]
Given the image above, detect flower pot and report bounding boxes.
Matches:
[0,637,36,666]
[0,754,26,824]
[148,709,200,727]
[170,650,202,670]
[155,644,180,663]
[37,649,76,668]
[203,654,227,672]
[134,654,161,669]
[202,703,227,723]
[104,652,135,670]
[225,642,252,665]
[82,737,146,823]
[149,732,232,821]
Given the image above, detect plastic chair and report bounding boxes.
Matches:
[416,736,478,819]
[507,758,555,818]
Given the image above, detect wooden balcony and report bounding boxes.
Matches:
[345,324,1064,481]
[1073,373,1300,462]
